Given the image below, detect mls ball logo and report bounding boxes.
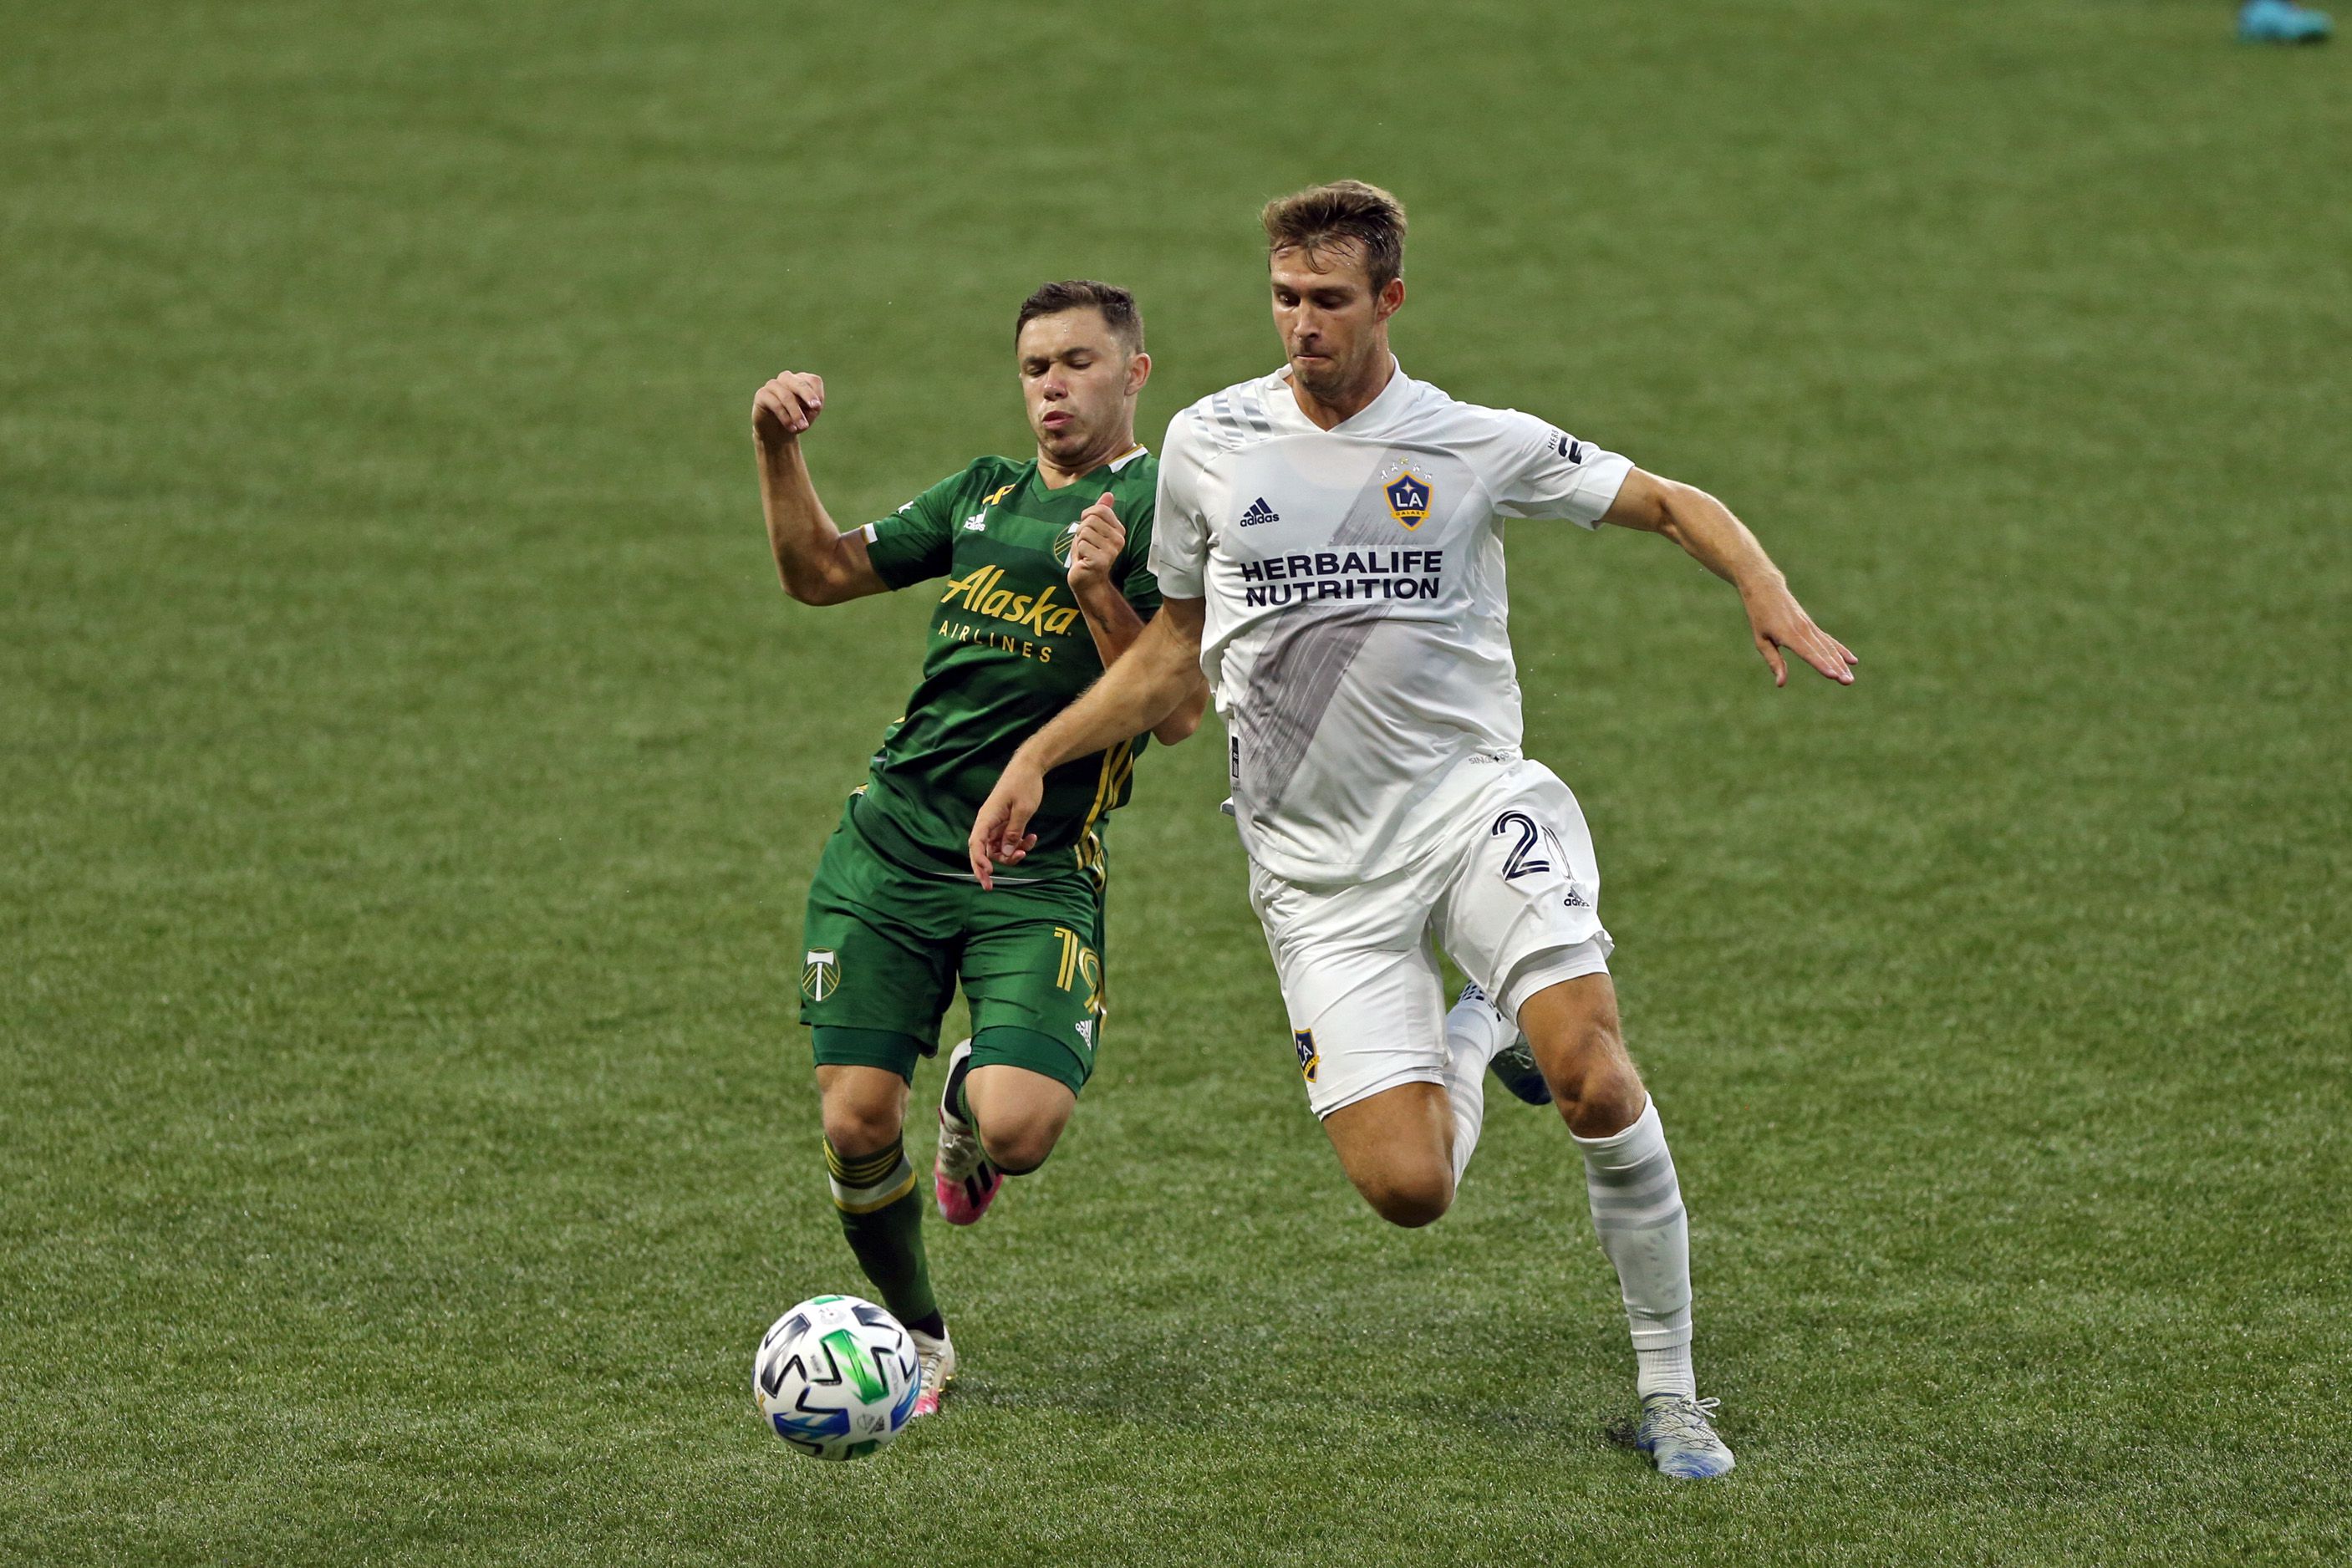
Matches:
[802,949,839,1001]
[1384,471,1433,527]
[1294,1028,1320,1083]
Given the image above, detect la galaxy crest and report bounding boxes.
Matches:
[802,948,839,1001]
[1384,471,1433,528]
[1294,1028,1319,1083]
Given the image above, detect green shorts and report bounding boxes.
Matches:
[799,797,1106,1095]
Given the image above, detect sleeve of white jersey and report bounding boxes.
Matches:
[1487,410,1633,528]
[1148,408,1212,598]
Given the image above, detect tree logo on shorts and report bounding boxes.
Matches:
[802,949,839,1001]
[1294,1028,1319,1084]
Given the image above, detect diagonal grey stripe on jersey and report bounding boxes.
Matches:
[1207,393,1251,453]
[1234,602,1392,820]
[1238,384,1272,437]
[1228,447,1467,817]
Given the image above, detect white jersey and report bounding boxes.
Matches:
[1150,360,1632,883]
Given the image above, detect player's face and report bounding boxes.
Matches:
[1269,245,1405,400]
[1018,309,1147,470]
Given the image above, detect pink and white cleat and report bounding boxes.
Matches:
[907,1325,956,1418]
[934,1040,1003,1226]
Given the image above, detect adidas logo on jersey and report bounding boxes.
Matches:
[1240,496,1280,527]
[962,511,988,532]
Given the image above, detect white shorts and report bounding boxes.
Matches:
[1245,756,1613,1118]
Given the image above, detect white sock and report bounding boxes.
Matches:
[1572,1097,1698,1400]
[1441,985,1513,1184]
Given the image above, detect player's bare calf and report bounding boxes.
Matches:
[1516,974,1647,1139]
[1321,1081,1458,1227]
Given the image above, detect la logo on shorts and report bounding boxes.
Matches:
[1293,1028,1319,1083]
[802,949,839,1001]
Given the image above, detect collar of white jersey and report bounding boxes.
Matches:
[1268,355,1414,435]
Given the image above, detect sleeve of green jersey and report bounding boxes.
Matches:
[862,468,968,590]
[1116,493,1165,617]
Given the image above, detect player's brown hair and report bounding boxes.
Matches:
[1260,181,1408,290]
[1015,279,1145,354]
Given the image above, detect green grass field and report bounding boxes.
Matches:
[6,1,2348,1561]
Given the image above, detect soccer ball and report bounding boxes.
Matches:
[752,1294,921,1460]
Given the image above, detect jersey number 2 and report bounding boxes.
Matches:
[1491,811,1560,881]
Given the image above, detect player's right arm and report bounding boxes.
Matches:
[1600,469,1856,688]
[752,372,889,605]
[1488,410,1856,689]
[967,596,1207,888]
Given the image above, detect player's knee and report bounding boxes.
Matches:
[820,1092,904,1158]
[979,1117,1060,1176]
[1548,1028,1645,1138]
[1361,1169,1453,1228]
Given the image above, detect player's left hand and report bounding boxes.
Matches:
[1065,493,1124,596]
[967,760,1045,890]
[1742,580,1857,687]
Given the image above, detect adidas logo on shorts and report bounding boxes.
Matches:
[1240,496,1280,527]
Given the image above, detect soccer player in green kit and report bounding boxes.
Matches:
[751,281,1205,1417]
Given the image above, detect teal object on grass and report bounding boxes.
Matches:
[2239,0,2334,42]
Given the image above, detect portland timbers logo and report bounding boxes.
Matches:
[1051,522,1078,567]
[1385,471,1433,527]
[1294,1028,1319,1084]
[802,949,839,1001]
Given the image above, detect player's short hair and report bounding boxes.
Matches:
[1261,180,1408,291]
[1015,280,1145,355]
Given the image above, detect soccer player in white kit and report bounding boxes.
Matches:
[967,181,1857,1478]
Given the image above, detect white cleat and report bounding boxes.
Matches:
[907,1326,956,1418]
[1636,1394,1736,1479]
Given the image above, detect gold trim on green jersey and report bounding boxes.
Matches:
[1080,737,1137,837]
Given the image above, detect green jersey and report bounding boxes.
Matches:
[853,446,1163,878]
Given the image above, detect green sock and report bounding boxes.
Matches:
[823,1137,939,1330]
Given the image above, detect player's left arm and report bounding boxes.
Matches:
[1601,470,1858,688]
[1064,491,1209,744]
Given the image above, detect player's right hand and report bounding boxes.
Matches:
[967,761,1045,890]
[1740,578,1857,688]
[752,372,826,445]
